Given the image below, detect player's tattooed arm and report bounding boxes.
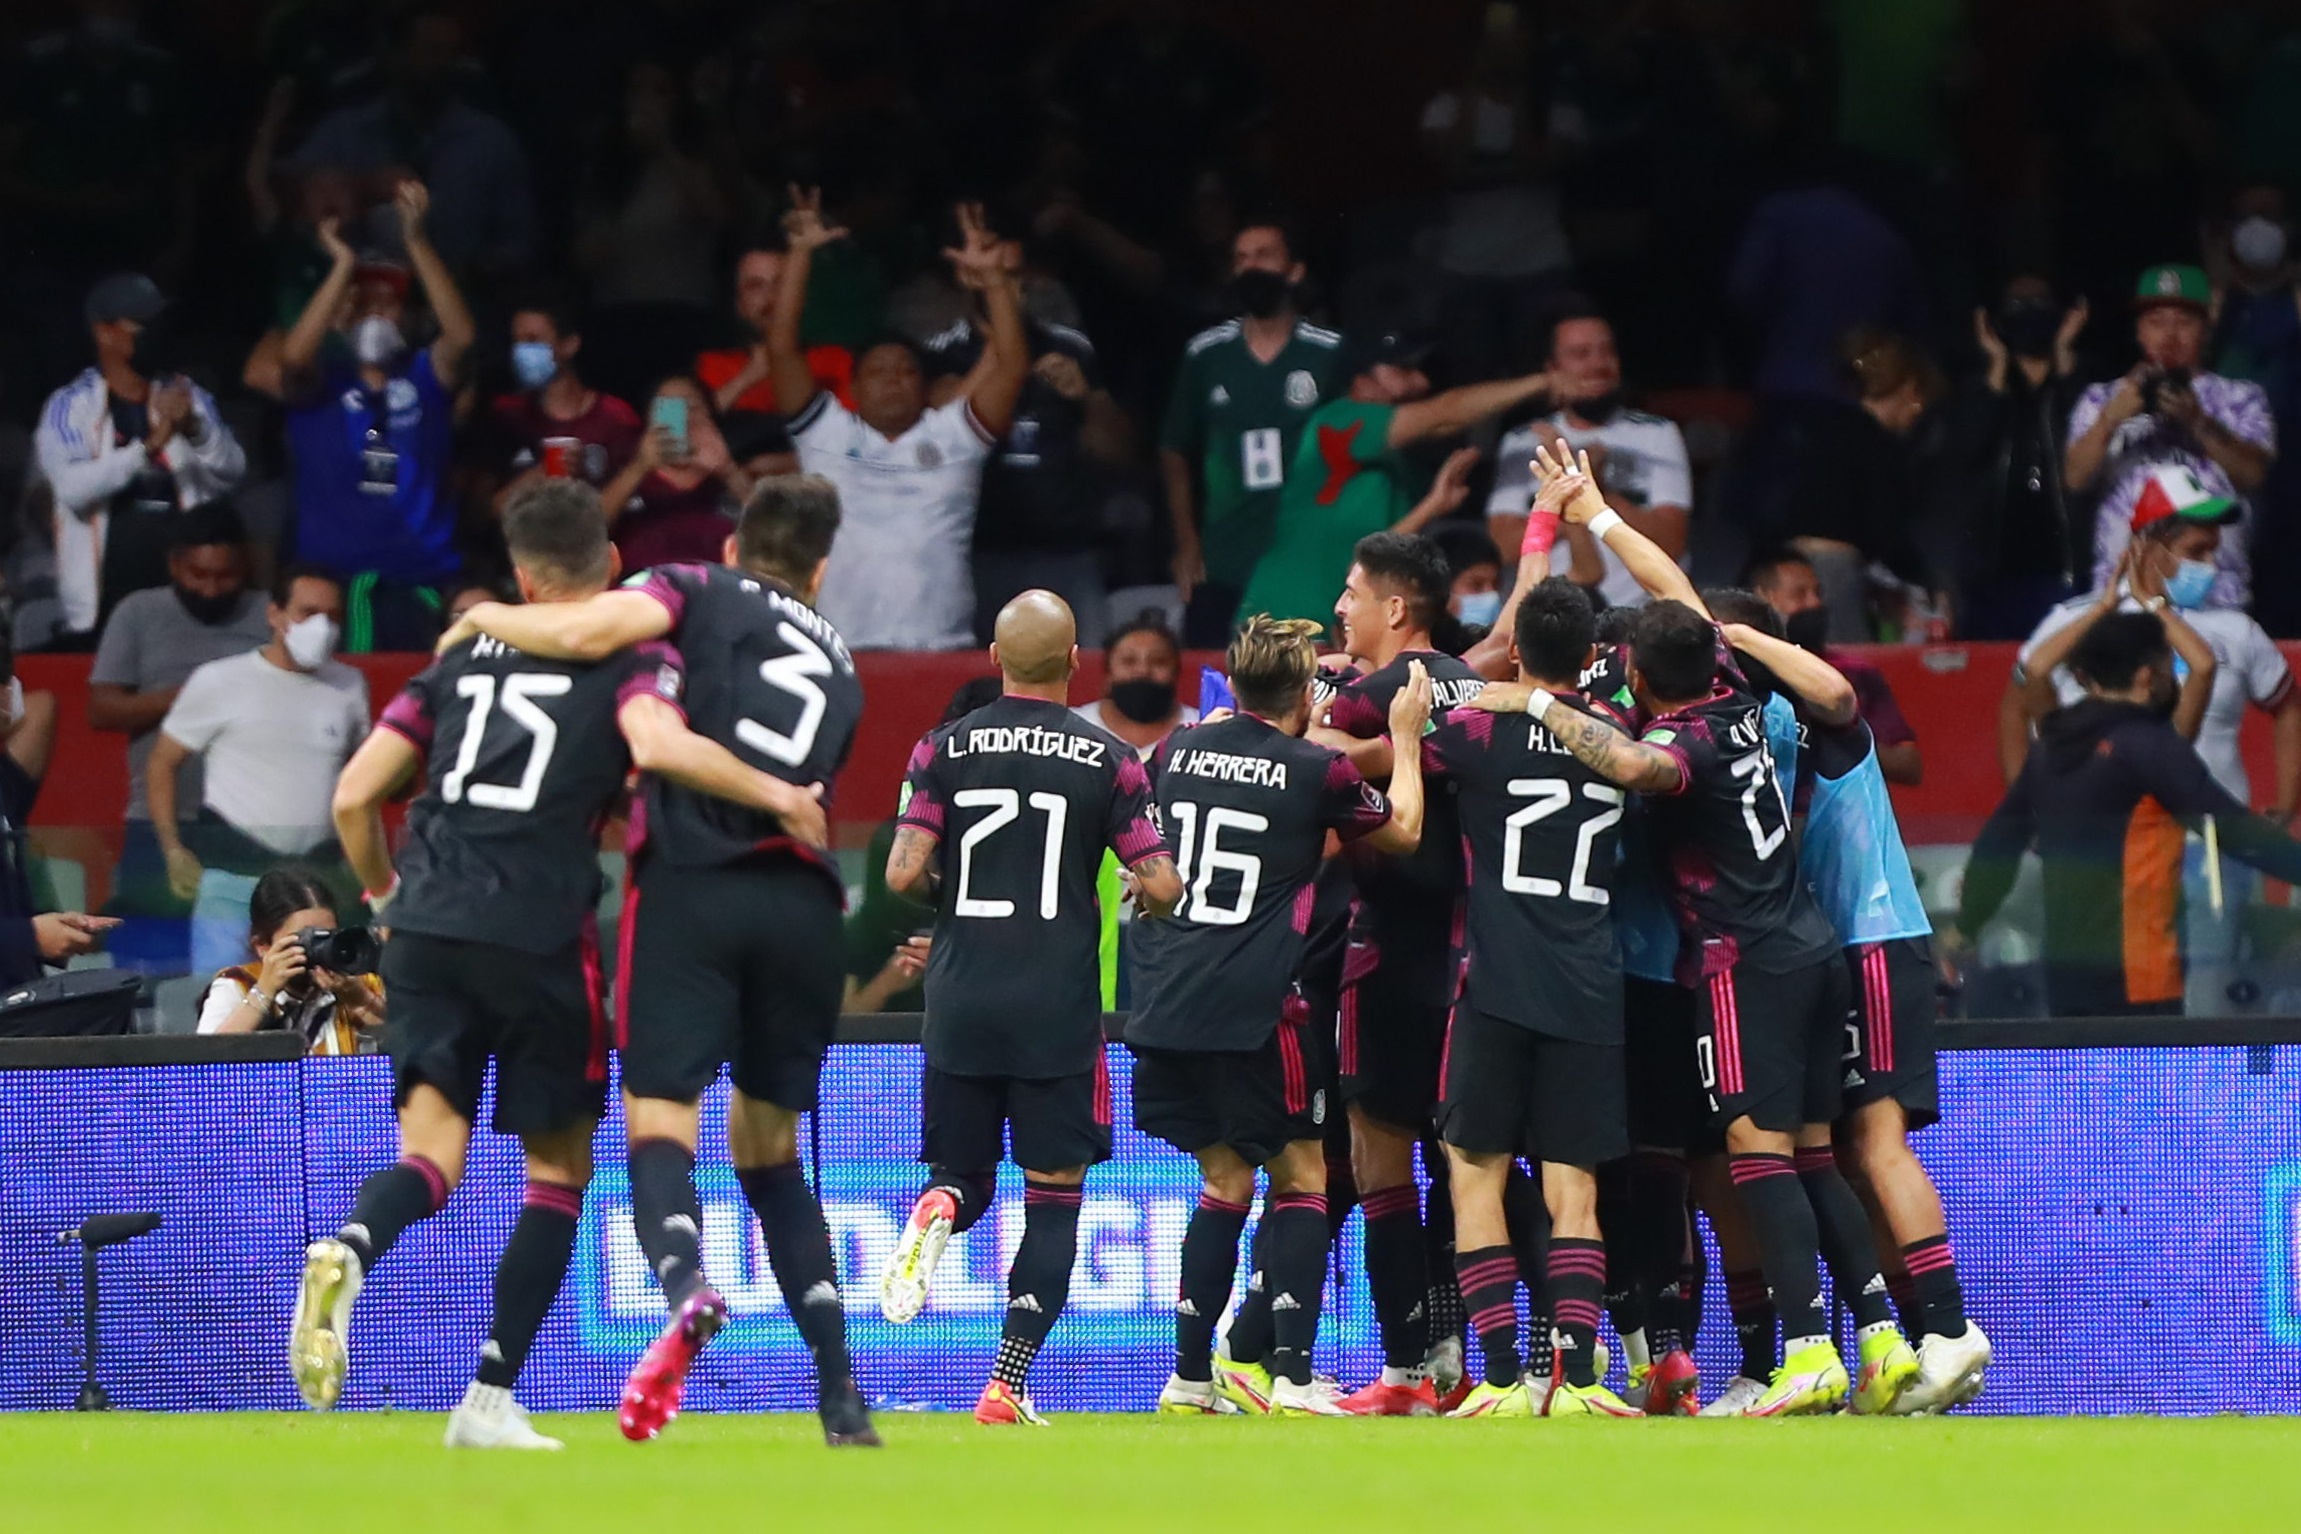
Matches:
[441,590,673,660]
[885,825,943,901]
[1546,701,1685,793]
[1122,854,1184,918]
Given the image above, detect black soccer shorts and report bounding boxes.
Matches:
[921,1061,1114,1174]
[1839,937,1941,1128]
[382,930,607,1137]
[1624,975,1706,1154]
[1132,992,1334,1165]
[617,856,842,1108]
[1693,956,1852,1135]
[1436,995,1628,1168]
[1338,940,1449,1134]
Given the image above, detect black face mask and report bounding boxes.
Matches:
[1108,677,1178,724]
[1572,389,1624,425]
[175,584,241,626]
[1784,606,1831,654]
[1994,298,2062,361]
[1229,269,1293,320]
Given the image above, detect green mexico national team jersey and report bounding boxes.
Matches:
[1235,398,1406,632]
[1160,318,1344,587]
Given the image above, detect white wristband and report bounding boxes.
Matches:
[1527,687,1559,718]
[1586,509,1624,539]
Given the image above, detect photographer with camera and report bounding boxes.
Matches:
[197,869,380,1055]
[2065,263,2275,612]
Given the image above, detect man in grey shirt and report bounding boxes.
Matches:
[88,507,270,965]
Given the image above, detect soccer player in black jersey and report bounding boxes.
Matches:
[1429,576,1641,1418]
[305,482,828,1448]
[441,478,879,1446]
[1476,446,1919,1417]
[880,591,1182,1426]
[1129,617,1431,1417]
[1310,532,1488,1414]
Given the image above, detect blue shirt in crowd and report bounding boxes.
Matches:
[286,351,460,586]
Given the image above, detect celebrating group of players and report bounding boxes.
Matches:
[280,434,1987,1450]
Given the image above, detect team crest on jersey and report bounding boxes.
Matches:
[1283,370,1318,408]
[653,665,681,701]
[916,441,942,469]
[1645,728,1677,745]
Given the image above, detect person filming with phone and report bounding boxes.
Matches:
[2064,263,2275,612]
[595,375,754,570]
[197,868,382,1055]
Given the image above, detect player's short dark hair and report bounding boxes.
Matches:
[1352,531,1451,634]
[502,479,614,589]
[508,282,584,341]
[247,866,339,948]
[941,675,1005,724]
[171,501,247,552]
[1535,290,1609,363]
[2071,611,2171,694]
[737,475,842,588]
[1595,604,1640,647]
[1228,615,1325,719]
[1236,205,1306,264]
[1107,611,1181,660]
[1740,546,1815,595]
[1702,586,1785,640]
[271,562,343,608]
[1514,577,1596,685]
[1629,599,1720,704]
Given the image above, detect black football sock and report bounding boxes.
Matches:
[1652,1207,1702,1356]
[1360,1182,1430,1372]
[1595,1161,1648,1348]
[738,1162,852,1381]
[628,1137,707,1309]
[476,1180,580,1389]
[1175,1193,1250,1381]
[1324,1140,1359,1243]
[1724,1267,1775,1381]
[336,1155,448,1272]
[1454,1245,1521,1388]
[992,1179,1082,1391]
[1902,1234,1969,1340]
[1546,1236,1607,1389]
[1793,1147,1894,1330]
[1502,1164,1552,1378]
[1627,1151,1690,1352]
[1262,1192,1329,1387]
[1420,1148,1464,1352]
[1226,1221,1274,1365]
[923,1165,993,1235]
[1729,1152,1827,1347]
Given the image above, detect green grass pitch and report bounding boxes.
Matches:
[1,1412,2290,1531]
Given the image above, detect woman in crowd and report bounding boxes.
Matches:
[197,868,381,1055]
[597,376,755,572]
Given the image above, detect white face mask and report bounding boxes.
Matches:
[284,613,339,670]
[352,314,405,367]
[2235,215,2290,272]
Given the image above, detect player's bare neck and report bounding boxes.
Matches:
[1002,681,1071,707]
[1367,629,1433,672]
[1522,669,1580,695]
[1242,313,1294,361]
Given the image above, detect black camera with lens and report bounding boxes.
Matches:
[2139,365,2193,415]
[292,925,381,978]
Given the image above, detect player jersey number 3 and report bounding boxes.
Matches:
[737,620,831,768]
[1240,427,1285,490]
[441,673,569,812]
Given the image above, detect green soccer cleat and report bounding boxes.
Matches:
[1744,1342,1849,1417]
[1852,1323,1921,1416]
[1447,1379,1535,1418]
[1212,1349,1274,1415]
[1546,1380,1643,1418]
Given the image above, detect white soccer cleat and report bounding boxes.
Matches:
[1892,1322,1994,1415]
[1156,1373,1239,1415]
[879,1188,956,1324]
[289,1238,363,1410]
[1697,1374,1769,1417]
[1271,1375,1353,1416]
[1424,1334,1466,1397]
[444,1383,564,1450]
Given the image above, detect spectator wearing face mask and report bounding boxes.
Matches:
[2210,187,2301,638]
[1746,546,1923,787]
[88,507,272,959]
[483,289,642,513]
[275,181,474,652]
[32,272,247,648]
[145,565,370,979]
[1487,296,1690,613]
[1945,276,2092,640]
[1073,616,1200,759]
[1160,218,1346,646]
[1433,525,1504,634]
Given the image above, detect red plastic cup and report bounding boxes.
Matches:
[542,437,581,478]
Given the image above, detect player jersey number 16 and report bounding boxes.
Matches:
[441,672,571,812]
[1167,803,1265,926]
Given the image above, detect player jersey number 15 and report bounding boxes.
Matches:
[441,673,570,812]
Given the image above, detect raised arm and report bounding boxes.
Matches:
[280,217,357,384]
[946,203,1029,439]
[1388,369,1553,448]
[397,181,473,386]
[446,589,673,662]
[1723,622,1856,727]
[1464,469,1568,680]
[617,693,828,847]
[1537,443,1705,614]
[770,185,847,419]
[331,727,423,900]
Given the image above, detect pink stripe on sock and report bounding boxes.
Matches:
[1554,1300,1602,1329]
[1470,1304,1517,1333]
[1457,1259,1518,1288]
[1198,1193,1251,1215]
[1792,1147,1835,1175]
[402,1155,449,1212]
[1271,1192,1327,1215]
[1361,1185,1418,1220]
[1904,1244,1955,1274]
[1729,1154,1795,1185]
[1024,1186,1084,1206]
[523,1181,583,1217]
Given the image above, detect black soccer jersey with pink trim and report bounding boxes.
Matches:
[1637,686,1838,980]
[1422,698,1625,1041]
[379,634,681,953]
[1129,714,1391,1053]
[899,695,1170,1077]
[621,562,861,887]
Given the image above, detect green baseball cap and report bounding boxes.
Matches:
[2134,263,2211,310]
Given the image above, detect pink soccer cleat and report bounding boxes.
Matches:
[619,1287,727,1442]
